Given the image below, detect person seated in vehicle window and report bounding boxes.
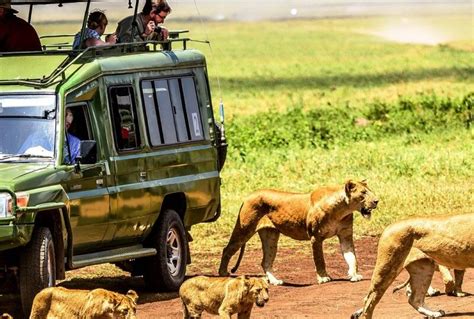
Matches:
[115,0,171,44]
[0,0,41,52]
[64,108,81,164]
[72,10,117,50]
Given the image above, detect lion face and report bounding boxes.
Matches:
[247,277,269,308]
[345,180,378,219]
[108,290,138,319]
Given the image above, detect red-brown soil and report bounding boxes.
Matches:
[1,237,473,318]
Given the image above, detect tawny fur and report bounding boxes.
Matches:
[392,247,466,297]
[352,213,474,319]
[179,275,269,319]
[219,180,379,285]
[30,286,138,319]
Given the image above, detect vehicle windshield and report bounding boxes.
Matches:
[0,95,56,161]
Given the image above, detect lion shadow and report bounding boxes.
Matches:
[443,312,474,317]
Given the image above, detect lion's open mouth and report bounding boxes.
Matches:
[360,207,372,219]
[256,301,266,308]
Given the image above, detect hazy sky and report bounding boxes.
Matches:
[13,0,473,23]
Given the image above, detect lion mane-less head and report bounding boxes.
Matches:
[237,276,270,308]
[80,289,138,319]
[344,179,379,219]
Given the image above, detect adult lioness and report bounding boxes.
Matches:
[219,180,379,285]
[352,213,474,319]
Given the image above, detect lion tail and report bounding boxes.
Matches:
[392,277,410,293]
[231,243,246,273]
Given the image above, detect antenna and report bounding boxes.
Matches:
[192,0,224,105]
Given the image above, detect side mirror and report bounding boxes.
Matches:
[77,140,97,164]
[219,101,225,125]
[216,101,227,171]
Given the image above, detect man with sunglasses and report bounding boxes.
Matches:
[116,0,171,44]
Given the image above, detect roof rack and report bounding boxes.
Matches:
[0,34,191,89]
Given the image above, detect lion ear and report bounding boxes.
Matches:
[360,179,368,186]
[126,290,139,304]
[345,180,357,194]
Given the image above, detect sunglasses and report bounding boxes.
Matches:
[157,13,167,20]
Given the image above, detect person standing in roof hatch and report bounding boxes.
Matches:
[72,10,117,50]
[0,0,41,52]
[115,0,171,43]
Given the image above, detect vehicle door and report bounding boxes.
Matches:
[106,84,151,244]
[62,102,111,254]
[140,74,220,225]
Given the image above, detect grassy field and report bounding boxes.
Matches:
[170,17,473,253]
[32,17,474,254]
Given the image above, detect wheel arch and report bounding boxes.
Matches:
[160,192,187,221]
[146,192,187,245]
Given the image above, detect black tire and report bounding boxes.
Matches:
[19,227,56,316]
[144,209,188,291]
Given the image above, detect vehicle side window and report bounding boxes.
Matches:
[141,76,204,147]
[64,104,96,164]
[108,86,141,151]
[67,105,91,141]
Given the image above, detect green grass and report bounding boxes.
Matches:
[175,17,473,118]
[192,127,474,254]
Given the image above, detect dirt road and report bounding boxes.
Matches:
[1,237,473,318]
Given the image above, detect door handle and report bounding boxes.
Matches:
[96,178,104,187]
[139,171,147,181]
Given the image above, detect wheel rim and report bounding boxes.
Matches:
[46,238,55,287]
[166,227,182,277]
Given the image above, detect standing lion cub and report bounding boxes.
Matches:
[30,286,138,319]
[219,180,378,285]
[179,275,269,318]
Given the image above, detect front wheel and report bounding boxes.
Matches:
[19,227,56,315]
[144,209,188,291]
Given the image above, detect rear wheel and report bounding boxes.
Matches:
[144,209,187,291]
[19,227,56,315]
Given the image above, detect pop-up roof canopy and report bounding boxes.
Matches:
[11,0,106,4]
[2,0,192,88]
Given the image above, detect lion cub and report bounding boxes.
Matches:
[30,286,138,319]
[179,275,269,318]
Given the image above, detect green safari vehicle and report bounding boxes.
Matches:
[0,0,227,314]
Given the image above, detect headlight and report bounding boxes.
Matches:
[0,193,13,218]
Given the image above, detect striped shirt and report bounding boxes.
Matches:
[73,28,101,50]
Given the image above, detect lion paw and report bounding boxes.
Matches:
[266,272,283,286]
[349,273,363,282]
[268,278,284,286]
[447,291,467,297]
[427,287,441,297]
[317,276,332,284]
[351,308,363,319]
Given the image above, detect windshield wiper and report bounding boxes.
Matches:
[0,154,53,161]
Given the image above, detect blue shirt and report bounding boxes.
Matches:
[73,28,101,50]
[64,133,80,164]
